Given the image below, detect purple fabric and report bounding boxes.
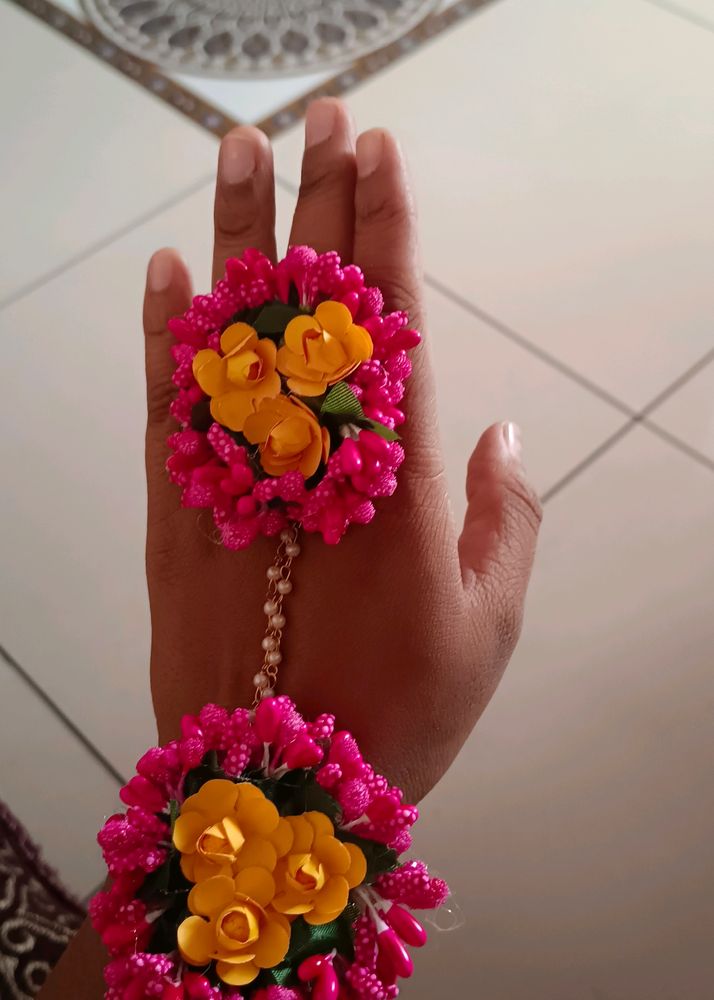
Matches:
[0,799,85,998]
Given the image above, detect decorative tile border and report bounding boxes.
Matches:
[10,0,495,139]
[11,0,234,137]
[256,0,495,137]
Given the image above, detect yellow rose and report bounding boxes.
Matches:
[192,323,280,432]
[178,872,291,987]
[271,812,367,926]
[243,395,330,478]
[172,779,293,883]
[277,301,373,397]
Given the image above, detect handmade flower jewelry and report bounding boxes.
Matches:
[166,245,417,548]
[93,247,449,999]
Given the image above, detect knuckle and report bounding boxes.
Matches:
[214,185,262,245]
[477,581,524,662]
[503,477,544,536]
[298,151,353,203]
[366,263,421,318]
[146,380,175,428]
[357,189,414,233]
[492,594,524,655]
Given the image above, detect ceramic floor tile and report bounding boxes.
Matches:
[426,284,626,523]
[646,357,714,462]
[272,0,714,410]
[649,0,714,29]
[0,2,217,304]
[409,426,714,998]
[0,658,119,898]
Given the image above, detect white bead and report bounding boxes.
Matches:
[270,613,286,629]
[261,687,275,698]
[276,579,292,595]
[263,600,278,616]
[285,543,301,557]
[253,673,268,688]
[280,529,292,543]
[261,636,277,651]
[266,566,281,581]
[267,650,282,666]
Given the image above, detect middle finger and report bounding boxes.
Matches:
[289,98,357,261]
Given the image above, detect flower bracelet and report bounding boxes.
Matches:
[93,247,449,999]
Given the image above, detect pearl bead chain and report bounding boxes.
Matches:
[252,524,301,707]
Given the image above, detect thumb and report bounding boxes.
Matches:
[458,422,543,653]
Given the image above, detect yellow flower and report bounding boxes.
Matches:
[243,395,330,478]
[271,812,367,926]
[277,301,373,397]
[172,779,293,884]
[192,323,280,432]
[178,872,291,987]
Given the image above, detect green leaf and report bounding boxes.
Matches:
[253,303,304,336]
[230,304,263,327]
[337,829,399,882]
[168,798,179,833]
[284,915,355,967]
[182,752,227,798]
[320,382,365,421]
[256,769,341,821]
[360,418,401,441]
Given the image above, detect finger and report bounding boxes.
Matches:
[213,125,277,285]
[459,422,543,657]
[353,128,439,471]
[289,98,356,260]
[144,248,193,522]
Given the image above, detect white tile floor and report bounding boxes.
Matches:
[1,0,712,995]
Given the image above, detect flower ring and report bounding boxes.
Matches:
[167,246,420,549]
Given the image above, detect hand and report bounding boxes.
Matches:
[143,98,542,802]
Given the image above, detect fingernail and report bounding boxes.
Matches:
[148,252,173,293]
[305,100,337,147]
[220,135,255,185]
[356,130,384,178]
[502,421,523,465]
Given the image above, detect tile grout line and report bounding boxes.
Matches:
[641,418,714,472]
[0,172,215,313]
[638,346,714,418]
[0,642,126,786]
[640,0,714,33]
[540,419,638,504]
[422,273,638,419]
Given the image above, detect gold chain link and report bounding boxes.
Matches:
[252,523,300,707]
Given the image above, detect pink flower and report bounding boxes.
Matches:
[104,952,175,1000]
[167,246,419,550]
[375,861,450,910]
[97,808,168,877]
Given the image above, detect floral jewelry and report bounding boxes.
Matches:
[166,245,419,549]
[92,249,449,999]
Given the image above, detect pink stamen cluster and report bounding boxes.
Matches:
[251,991,302,1000]
[375,861,450,910]
[97,807,168,877]
[166,246,419,548]
[89,873,150,956]
[94,698,447,999]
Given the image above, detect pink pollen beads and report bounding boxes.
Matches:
[167,246,419,549]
